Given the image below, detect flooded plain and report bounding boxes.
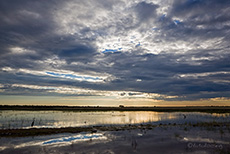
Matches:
[0,110,230,153]
[0,110,229,129]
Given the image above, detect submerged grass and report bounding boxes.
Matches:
[0,121,229,138]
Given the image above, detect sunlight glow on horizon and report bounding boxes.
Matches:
[0,95,229,107]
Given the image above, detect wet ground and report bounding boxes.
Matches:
[1,110,229,129]
[1,110,229,153]
[0,123,229,154]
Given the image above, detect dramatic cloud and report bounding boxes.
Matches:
[0,0,230,104]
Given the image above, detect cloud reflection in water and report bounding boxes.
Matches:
[43,133,107,146]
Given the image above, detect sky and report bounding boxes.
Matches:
[0,0,230,106]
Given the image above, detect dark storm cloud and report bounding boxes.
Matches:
[165,0,230,40]
[135,2,159,22]
[171,0,230,18]
[0,0,230,102]
[0,0,58,46]
[58,44,97,63]
[0,0,99,68]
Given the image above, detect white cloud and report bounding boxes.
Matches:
[19,10,41,19]
[1,67,110,83]
[9,83,178,100]
[177,71,230,79]
[9,47,36,55]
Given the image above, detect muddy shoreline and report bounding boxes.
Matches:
[1,121,229,138]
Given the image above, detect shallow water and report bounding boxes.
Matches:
[0,110,229,129]
[0,127,229,154]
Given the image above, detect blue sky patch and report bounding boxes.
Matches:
[102,49,118,53]
[135,42,141,47]
[174,20,182,25]
[46,72,100,81]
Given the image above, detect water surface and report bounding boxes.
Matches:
[0,110,229,129]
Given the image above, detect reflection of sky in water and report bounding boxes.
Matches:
[43,133,106,145]
[0,111,229,129]
[0,133,107,151]
[181,136,229,145]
